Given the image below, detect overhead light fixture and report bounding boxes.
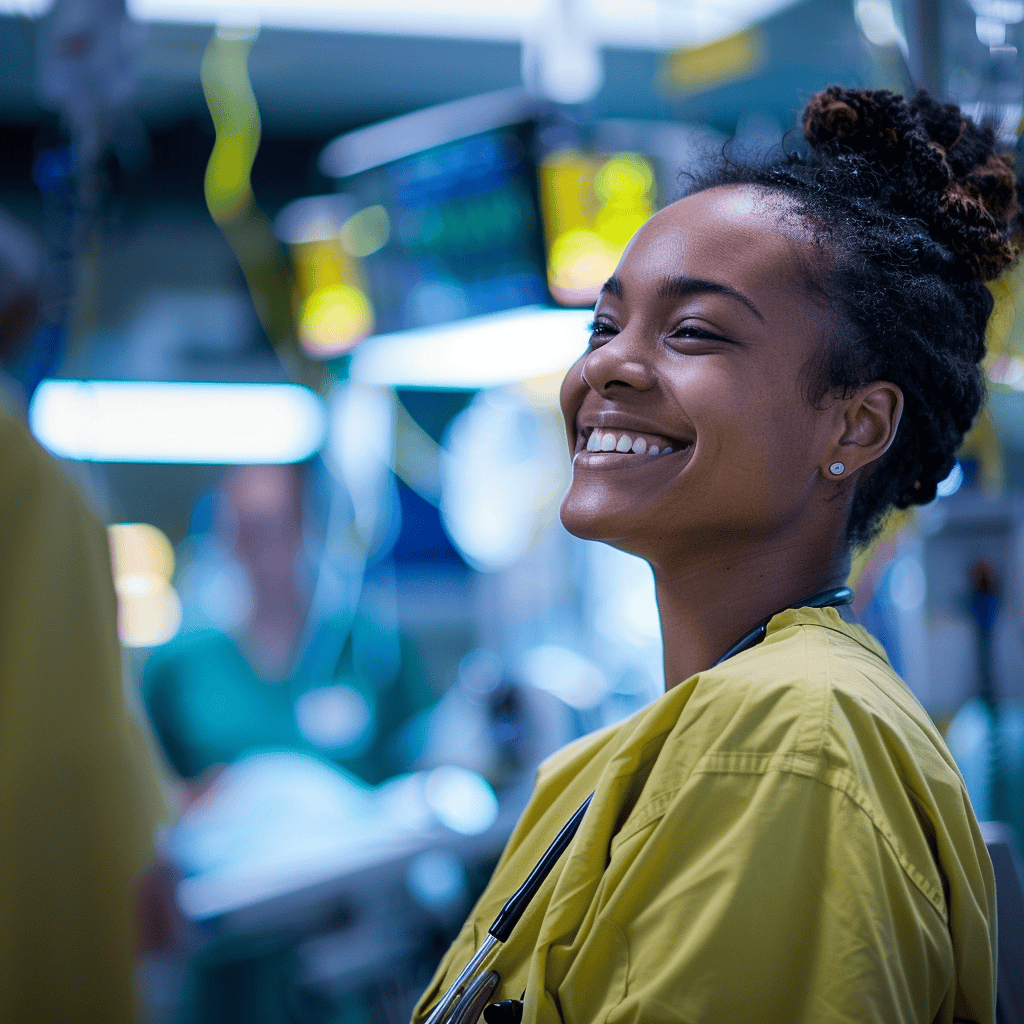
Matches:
[29,380,327,464]
[4,0,801,50]
[347,305,592,389]
[130,0,535,38]
[854,0,908,51]
[0,0,47,13]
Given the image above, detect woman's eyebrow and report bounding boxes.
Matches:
[599,274,764,323]
[600,276,624,299]
[657,275,765,322]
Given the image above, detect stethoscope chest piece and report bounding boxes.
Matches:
[484,999,524,1024]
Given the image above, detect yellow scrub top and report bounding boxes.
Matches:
[414,608,996,1024]
[0,407,166,1022]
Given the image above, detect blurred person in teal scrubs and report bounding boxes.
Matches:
[144,462,433,789]
[141,462,435,1024]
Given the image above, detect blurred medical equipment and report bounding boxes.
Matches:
[320,88,548,337]
[411,648,576,786]
[981,821,1024,1024]
[919,491,1024,842]
[164,751,530,1014]
[315,87,722,349]
[27,0,142,397]
[440,388,564,573]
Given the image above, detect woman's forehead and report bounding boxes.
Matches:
[617,185,819,294]
[669,185,810,235]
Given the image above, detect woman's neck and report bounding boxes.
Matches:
[653,536,849,689]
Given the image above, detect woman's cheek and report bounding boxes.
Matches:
[559,358,588,451]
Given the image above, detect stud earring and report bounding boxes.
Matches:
[829,462,846,476]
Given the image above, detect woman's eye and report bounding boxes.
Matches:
[669,324,728,345]
[587,319,617,345]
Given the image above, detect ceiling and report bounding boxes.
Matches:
[0,0,895,139]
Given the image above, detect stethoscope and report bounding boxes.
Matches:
[422,586,855,1024]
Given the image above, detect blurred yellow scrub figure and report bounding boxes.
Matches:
[0,406,165,1022]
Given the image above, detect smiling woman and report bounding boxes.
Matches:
[413,87,1015,1024]
[559,183,909,685]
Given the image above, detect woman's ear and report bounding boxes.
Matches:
[824,381,904,478]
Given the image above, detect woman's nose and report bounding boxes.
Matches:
[581,330,655,394]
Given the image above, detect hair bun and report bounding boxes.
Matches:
[803,87,901,152]
[803,86,1022,281]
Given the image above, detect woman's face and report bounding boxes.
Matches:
[559,185,841,567]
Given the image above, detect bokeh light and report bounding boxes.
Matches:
[108,523,182,647]
[540,150,655,305]
[290,237,375,358]
[299,282,375,355]
[340,204,390,258]
[423,766,498,835]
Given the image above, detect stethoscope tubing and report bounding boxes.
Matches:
[424,934,501,1024]
[488,794,594,942]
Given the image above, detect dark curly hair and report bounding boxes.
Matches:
[688,86,1023,546]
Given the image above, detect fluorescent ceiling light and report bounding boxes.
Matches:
[29,380,327,464]
[348,305,592,389]
[129,0,535,38]
[4,0,798,49]
[0,0,48,12]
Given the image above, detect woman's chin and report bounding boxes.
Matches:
[559,491,642,547]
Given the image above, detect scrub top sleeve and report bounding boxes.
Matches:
[590,766,953,1024]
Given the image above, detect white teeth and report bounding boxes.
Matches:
[582,430,683,456]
